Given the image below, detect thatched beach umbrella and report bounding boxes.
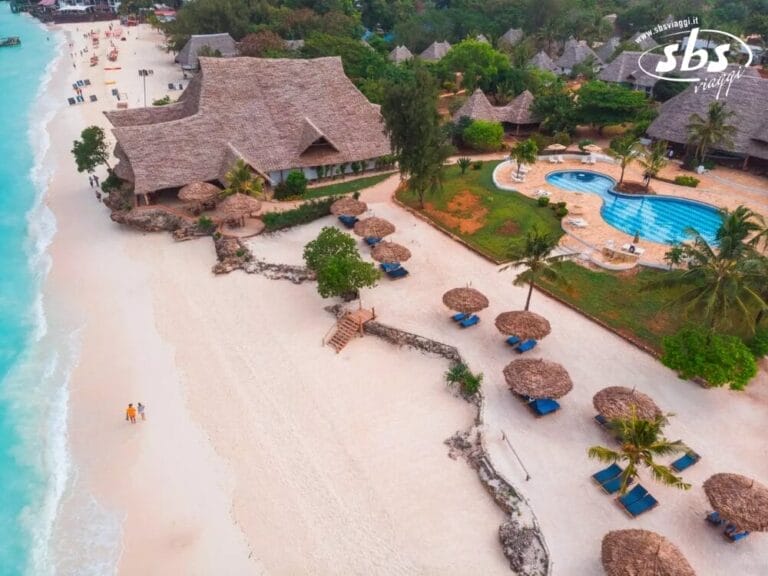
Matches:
[545,143,567,151]
[442,287,489,314]
[601,530,696,576]
[218,193,262,226]
[584,144,603,153]
[330,196,368,216]
[178,181,221,203]
[495,311,551,340]
[503,358,573,399]
[593,386,662,421]
[704,473,768,532]
[371,241,411,263]
[354,216,395,238]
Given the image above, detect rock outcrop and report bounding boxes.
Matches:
[110,207,187,232]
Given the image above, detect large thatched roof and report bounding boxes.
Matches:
[442,287,489,313]
[504,358,573,399]
[453,89,539,125]
[647,68,768,161]
[593,386,661,421]
[371,241,411,263]
[501,90,539,124]
[175,33,238,70]
[420,41,451,61]
[599,52,664,89]
[353,216,395,238]
[704,473,768,531]
[555,41,602,71]
[389,45,413,64]
[178,181,221,202]
[601,530,696,576]
[453,89,498,122]
[218,193,262,220]
[529,51,558,73]
[330,196,367,216]
[495,311,551,339]
[499,28,523,47]
[596,37,621,63]
[106,57,391,195]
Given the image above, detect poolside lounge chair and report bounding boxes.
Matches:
[506,335,521,347]
[621,493,658,518]
[581,156,589,164]
[516,339,537,353]
[548,156,558,164]
[671,451,700,472]
[594,414,610,429]
[618,484,648,507]
[706,511,724,526]
[379,262,401,273]
[452,312,469,322]
[178,83,184,90]
[338,215,358,228]
[588,156,597,164]
[459,315,480,328]
[512,174,526,183]
[725,528,750,542]
[600,475,625,495]
[534,189,550,198]
[556,155,565,163]
[386,266,409,279]
[567,217,588,228]
[591,463,622,485]
[528,398,560,416]
[364,236,381,246]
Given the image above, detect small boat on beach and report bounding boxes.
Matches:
[0,36,21,48]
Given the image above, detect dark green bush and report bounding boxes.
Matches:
[101,171,122,194]
[537,196,550,207]
[472,160,483,170]
[674,175,700,187]
[445,363,483,397]
[554,206,569,218]
[197,216,215,232]
[747,327,768,358]
[262,198,334,231]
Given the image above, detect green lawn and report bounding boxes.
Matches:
[396,162,563,261]
[302,173,393,199]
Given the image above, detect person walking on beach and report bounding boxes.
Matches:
[93,174,99,187]
[88,175,93,188]
[137,403,146,421]
[126,403,137,423]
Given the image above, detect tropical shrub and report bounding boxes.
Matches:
[285,170,308,196]
[462,120,504,152]
[315,254,379,300]
[262,198,334,231]
[553,131,571,146]
[747,327,768,358]
[445,363,483,397]
[674,175,700,187]
[578,139,594,151]
[554,205,569,219]
[152,95,172,106]
[457,157,471,175]
[661,327,758,390]
[472,160,483,170]
[303,226,358,271]
[537,196,550,207]
[197,216,215,232]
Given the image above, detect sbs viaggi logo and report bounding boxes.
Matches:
[635,17,754,99]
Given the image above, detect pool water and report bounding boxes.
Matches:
[545,170,722,245]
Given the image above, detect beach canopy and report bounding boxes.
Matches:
[330,197,368,216]
[545,143,567,151]
[495,311,551,340]
[593,386,662,421]
[217,193,262,225]
[371,241,412,263]
[354,217,395,238]
[442,287,489,314]
[178,181,221,203]
[704,473,768,531]
[583,144,603,153]
[601,529,696,576]
[503,358,573,399]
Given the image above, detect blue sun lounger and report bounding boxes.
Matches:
[706,511,724,526]
[528,398,560,416]
[379,262,400,273]
[591,464,622,485]
[725,528,750,542]
[459,315,480,328]
[621,493,658,517]
[452,312,469,322]
[600,474,631,495]
[618,484,648,508]
[506,335,521,347]
[338,215,358,228]
[386,266,408,279]
[516,339,537,353]
[364,236,381,246]
[671,451,700,472]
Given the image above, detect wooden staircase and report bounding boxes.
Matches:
[325,309,375,353]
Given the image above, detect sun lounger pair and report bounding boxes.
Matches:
[527,398,560,416]
[515,339,537,353]
[459,315,479,328]
[534,189,550,198]
[337,215,357,228]
[364,236,381,246]
[618,484,658,517]
[67,97,76,106]
[567,217,588,228]
[670,451,700,472]
[379,262,409,279]
[591,464,628,495]
[725,526,750,542]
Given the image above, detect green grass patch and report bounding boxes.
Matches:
[395,162,563,261]
[302,173,393,200]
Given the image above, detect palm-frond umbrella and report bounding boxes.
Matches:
[354,216,395,238]
[371,241,411,263]
[545,143,567,151]
[218,193,262,227]
[503,358,573,399]
[178,181,221,211]
[601,530,696,576]
[704,473,768,532]
[330,197,368,216]
[593,386,661,421]
[584,144,603,153]
[495,311,551,340]
[442,287,489,314]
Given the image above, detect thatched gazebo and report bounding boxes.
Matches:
[330,197,368,216]
[503,358,573,399]
[217,193,262,226]
[371,241,411,263]
[593,386,662,421]
[601,529,696,576]
[178,181,221,212]
[442,287,489,314]
[495,311,551,340]
[354,217,395,238]
[704,473,768,532]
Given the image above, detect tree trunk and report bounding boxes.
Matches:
[619,164,625,184]
[525,279,535,311]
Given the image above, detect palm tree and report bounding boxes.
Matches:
[457,157,471,175]
[501,227,569,310]
[588,411,690,495]
[637,140,669,191]
[222,159,264,198]
[509,138,539,178]
[686,101,737,166]
[607,136,642,185]
[716,205,766,258]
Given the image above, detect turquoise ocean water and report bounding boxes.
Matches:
[0,6,71,574]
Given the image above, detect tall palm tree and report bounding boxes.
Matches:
[607,136,642,185]
[716,205,766,259]
[588,411,690,495]
[501,227,569,310]
[222,159,264,198]
[686,101,737,166]
[637,140,669,191]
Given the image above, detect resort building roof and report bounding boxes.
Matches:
[598,51,664,89]
[595,37,620,63]
[175,33,238,70]
[106,57,391,195]
[555,41,602,73]
[647,68,768,165]
[453,88,539,126]
[528,50,558,73]
[388,45,413,64]
[499,28,523,47]
[419,41,451,61]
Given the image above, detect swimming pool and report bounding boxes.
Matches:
[545,170,723,245]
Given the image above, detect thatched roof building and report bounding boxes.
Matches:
[529,50,558,73]
[647,68,768,168]
[499,28,523,48]
[555,40,602,74]
[453,89,539,131]
[106,57,391,198]
[389,45,413,64]
[175,33,238,70]
[595,37,621,63]
[598,52,665,93]
[420,41,451,61]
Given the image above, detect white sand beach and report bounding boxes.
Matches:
[40,20,768,576]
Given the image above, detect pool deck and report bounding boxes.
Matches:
[495,156,768,267]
